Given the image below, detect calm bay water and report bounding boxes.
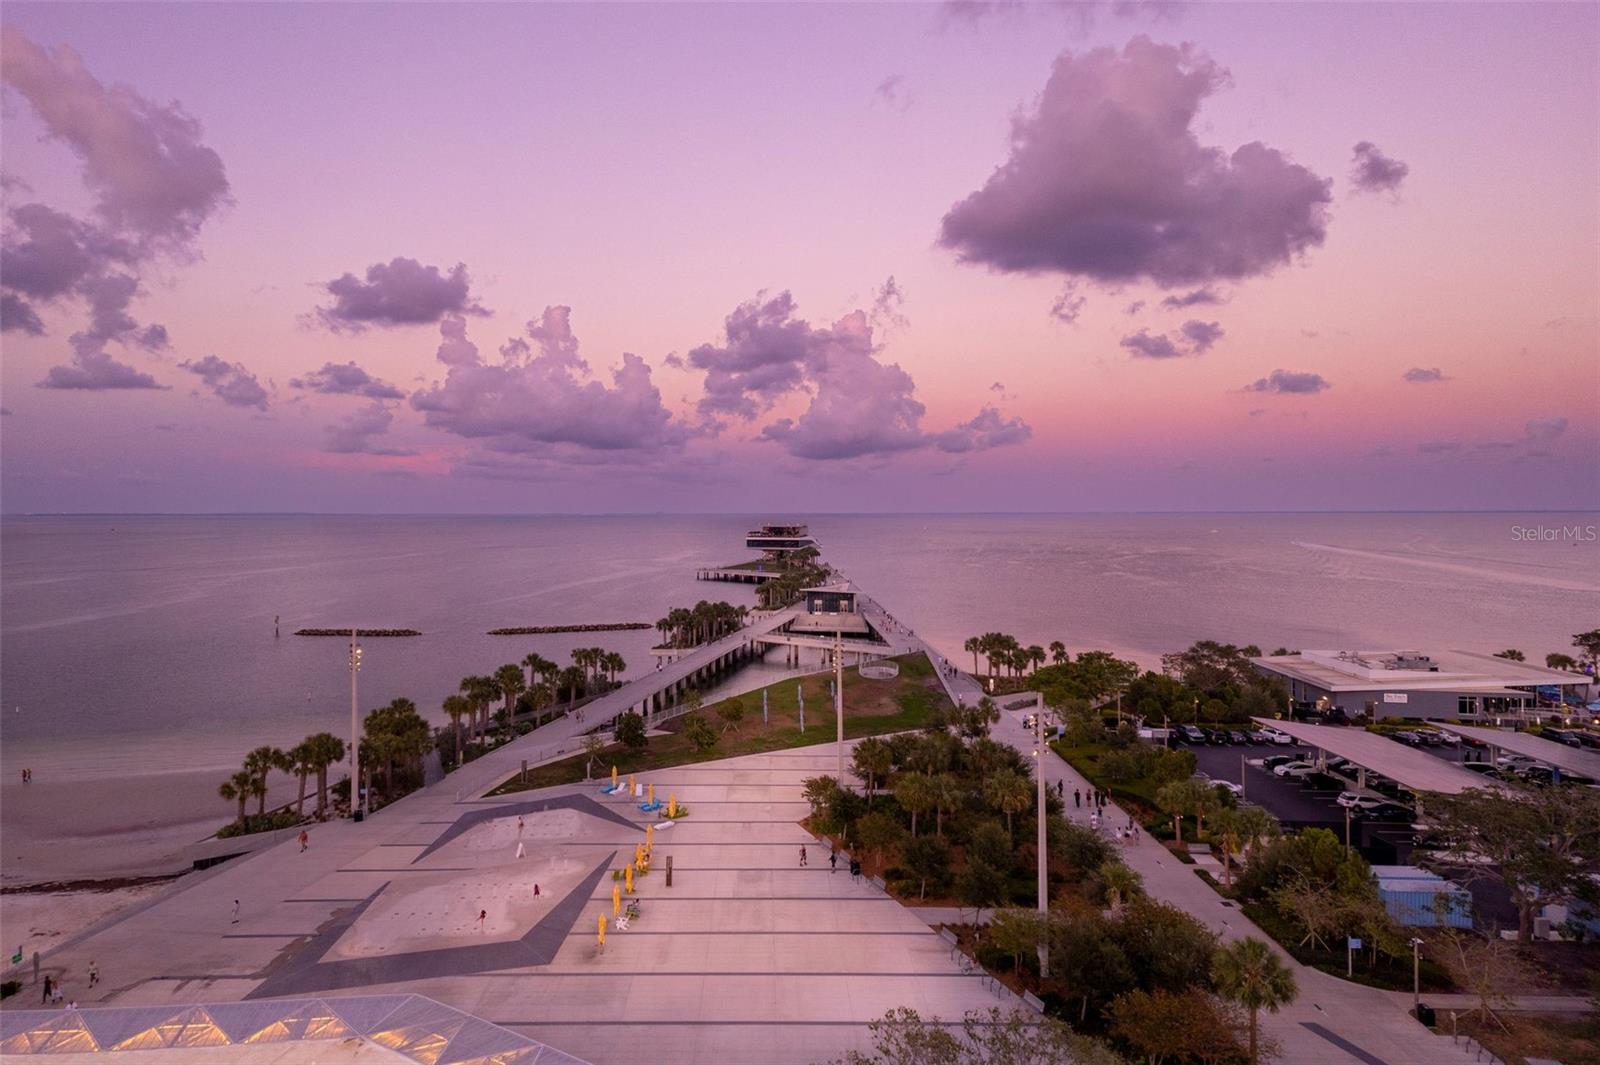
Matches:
[1,512,1595,880]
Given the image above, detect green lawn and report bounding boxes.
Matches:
[490,652,952,794]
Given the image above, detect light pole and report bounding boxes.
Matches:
[834,627,845,785]
[1034,708,1049,978]
[349,629,363,822]
[1410,937,1423,1017]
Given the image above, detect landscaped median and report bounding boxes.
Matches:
[489,652,954,795]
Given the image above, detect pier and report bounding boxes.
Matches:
[694,566,774,584]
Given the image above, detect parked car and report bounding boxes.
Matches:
[1436,731,1461,746]
[1336,792,1388,812]
[1461,761,1503,777]
[1203,728,1230,745]
[1541,729,1582,748]
[1228,730,1250,744]
[1260,727,1294,746]
[1416,730,1443,746]
[1392,731,1422,746]
[1247,730,1271,744]
[1212,780,1244,797]
[1178,725,1207,744]
[1262,754,1298,771]
[1273,761,1318,779]
[1353,801,1415,822]
[1577,732,1600,749]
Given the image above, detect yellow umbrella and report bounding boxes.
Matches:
[668,793,677,818]
[597,913,606,948]
[646,823,654,846]
[612,884,621,916]
[635,843,644,867]
[625,863,634,894]
[648,782,655,805]
[610,765,618,789]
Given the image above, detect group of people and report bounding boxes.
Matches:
[1070,784,1108,810]
[36,959,95,1010]
[18,768,33,783]
[800,844,861,880]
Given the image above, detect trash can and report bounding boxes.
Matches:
[1415,1003,1435,1027]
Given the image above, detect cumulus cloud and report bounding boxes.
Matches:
[1242,369,1330,394]
[939,36,1331,290]
[37,349,163,390]
[290,361,405,399]
[931,406,1033,453]
[873,74,914,112]
[1120,329,1183,359]
[1,29,228,388]
[1524,416,1567,442]
[180,355,269,410]
[411,308,687,453]
[1403,366,1447,383]
[1119,319,1222,358]
[325,401,414,456]
[1161,287,1225,309]
[312,258,488,331]
[1350,141,1410,195]
[1178,319,1224,353]
[687,290,1031,461]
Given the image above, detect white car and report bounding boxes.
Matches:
[1336,792,1386,812]
[1260,727,1295,745]
[1273,760,1317,778]
[1213,780,1244,797]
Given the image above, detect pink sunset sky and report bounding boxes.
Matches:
[0,1,1595,513]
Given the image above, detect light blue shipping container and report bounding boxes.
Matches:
[1377,880,1472,928]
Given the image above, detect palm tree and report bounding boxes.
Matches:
[218,770,254,825]
[1494,649,1525,662]
[894,773,936,836]
[522,652,556,692]
[302,732,346,819]
[1049,641,1067,665]
[965,636,981,677]
[604,651,626,685]
[983,769,1033,836]
[494,663,526,727]
[1213,937,1298,1065]
[1026,645,1046,674]
[286,741,316,817]
[1096,861,1143,915]
[930,773,964,836]
[558,665,585,707]
[851,738,894,805]
[243,746,286,817]
[442,695,470,766]
[1546,652,1579,671]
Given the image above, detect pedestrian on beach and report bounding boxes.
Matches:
[298,830,309,852]
[231,900,240,924]
[51,981,63,1005]
[87,961,97,987]
[517,815,525,834]
[1074,788,1081,808]
[829,850,838,873]
[799,845,808,867]
[533,883,541,896]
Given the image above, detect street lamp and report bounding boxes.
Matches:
[1034,708,1049,979]
[834,628,845,784]
[1410,936,1424,1017]
[349,629,364,822]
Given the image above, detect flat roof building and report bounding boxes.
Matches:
[746,523,818,562]
[1252,648,1591,722]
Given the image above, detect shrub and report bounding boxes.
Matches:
[615,710,647,750]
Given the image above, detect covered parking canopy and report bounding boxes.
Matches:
[1435,722,1600,778]
[1252,719,1491,795]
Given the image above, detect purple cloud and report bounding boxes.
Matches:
[939,36,1331,289]
[180,355,269,410]
[1049,287,1086,324]
[412,309,686,453]
[38,349,162,391]
[1120,329,1183,359]
[689,290,1031,461]
[290,361,405,399]
[325,401,414,455]
[1178,319,1224,353]
[1161,287,1225,309]
[1418,439,1462,454]
[1403,366,1448,383]
[1524,416,1567,442]
[1350,141,1410,195]
[313,258,488,331]
[1,29,227,387]
[931,407,1033,453]
[871,276,909,332]
[1242,369,1331,394]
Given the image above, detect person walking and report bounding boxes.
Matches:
[1073,788,1081,809]
[799,845,808,867]
[41,975,52,1005]
[231,900,240,924]
[829,850,838,873]
[298,830,309,852]
[87,961,97,988]
[32,950,40,986]
[50,981,63,1005]
[477,909,487,931]
[517,815,525,834]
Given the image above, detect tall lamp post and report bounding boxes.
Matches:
[349,629,363,822]
[1410,936,1424,1017]
[1034,708,1049,978]
[834,627,845,784]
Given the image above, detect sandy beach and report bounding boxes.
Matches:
[1,881,171,965]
